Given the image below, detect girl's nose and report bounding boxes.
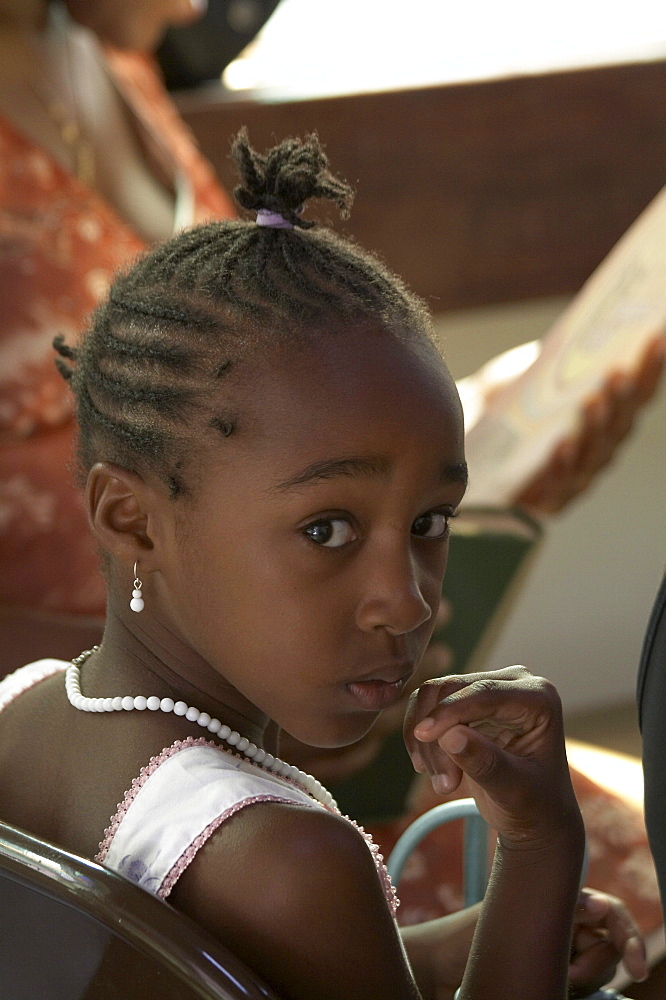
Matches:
[355,547,433,636]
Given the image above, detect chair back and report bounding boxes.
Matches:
[387,798,490,907]
[0,821,279,1000]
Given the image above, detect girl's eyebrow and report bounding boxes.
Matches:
[274,456,389,492]
[273,456,468,492]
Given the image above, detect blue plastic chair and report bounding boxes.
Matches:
[387,798,489,907]
[387,799,625,1000]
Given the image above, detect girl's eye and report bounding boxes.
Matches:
[411,511,451,539]
[303,518,357,548]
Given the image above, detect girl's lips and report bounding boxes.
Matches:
[345,677,409,712]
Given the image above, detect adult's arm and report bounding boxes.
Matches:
[637,570,666,913]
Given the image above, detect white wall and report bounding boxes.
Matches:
[434,298,666,714]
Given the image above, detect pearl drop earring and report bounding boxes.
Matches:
[130,562,144,613]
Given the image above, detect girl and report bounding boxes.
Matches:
[0,132,646,1000]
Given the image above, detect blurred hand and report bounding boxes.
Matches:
[514,335,665,515]
[568,889,648,997]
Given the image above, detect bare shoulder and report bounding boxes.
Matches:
[171,800,420,1000]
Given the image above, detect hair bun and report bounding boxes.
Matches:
[230,128,354,229]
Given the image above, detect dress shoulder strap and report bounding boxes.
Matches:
[97,737,320,899]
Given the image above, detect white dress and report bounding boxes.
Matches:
[0,660,398,911]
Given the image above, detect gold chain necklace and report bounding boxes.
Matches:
[35,91,95,186]
[24,9,96,186]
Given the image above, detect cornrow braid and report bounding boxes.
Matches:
[53,333,79,381]
[99,331,191,372]
[56,130,433,498]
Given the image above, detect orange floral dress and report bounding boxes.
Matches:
[0,51,234,616]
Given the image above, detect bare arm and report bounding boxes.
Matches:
[404,667,586,1000]
[400,907,481,1000]
[171,802,423,1000]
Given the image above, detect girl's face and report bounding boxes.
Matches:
[157,327,466,749]
[64,0,205,52]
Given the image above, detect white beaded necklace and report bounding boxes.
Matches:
[66,647,400,915]
[65,647,335,809]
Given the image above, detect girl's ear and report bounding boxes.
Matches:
[86,462,166,572]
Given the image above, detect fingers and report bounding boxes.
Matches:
[517,392,617,515]
[515,443,579,513]
[403,672,476,784]
[568,932,620,997]
[409,717,515,798]
[403,669,566,824]
[402,668,580,842]
[573,889,648,983]
[411,732,465,795]
[409,668,557,750]
[422,721,504,796]
[624,934,650,982]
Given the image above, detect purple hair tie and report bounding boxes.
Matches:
[256,208,294,230]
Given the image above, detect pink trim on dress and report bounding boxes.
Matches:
[96,736,219,861]
[158,793,316,899]
[98,733,330,861]
[343,817,400,917]
[97,734,400,916]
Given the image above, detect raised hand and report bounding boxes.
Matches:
[403,666,580,845]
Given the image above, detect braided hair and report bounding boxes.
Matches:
[55,130,433,499]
